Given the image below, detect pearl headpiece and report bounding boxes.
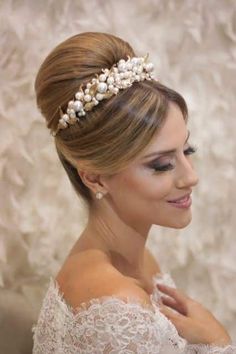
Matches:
[51,53,155,136]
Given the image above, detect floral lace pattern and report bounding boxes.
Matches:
[32,271,236,353]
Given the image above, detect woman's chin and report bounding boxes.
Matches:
[155,213,192,229]
[171,214,192,229]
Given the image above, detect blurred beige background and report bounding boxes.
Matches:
[0,0,236,352]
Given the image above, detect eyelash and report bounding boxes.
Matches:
[151,145,198,172]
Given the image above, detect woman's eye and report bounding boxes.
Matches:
[151,145,197,172]
[152,163,174,172]
[184,145,198,155]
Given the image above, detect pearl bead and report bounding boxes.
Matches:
[97,82,107,93]
[113,87,119,94]
[104,69,110,75]
[137,66,143,74]
[68,100,74,108]
[131,57,139,65]
[62,114,69,122]
[69,111,76,118]
[92,78,97,84]
[75,92,84,100]
[67,108,75,115]
[86,83,92,88]
[114,73,120,80]
[96,93,104,101]
[145,63,154,72]
[124,71,131,79]
[73,100,83,111]
[107,77,114,84]
[108,84,114,91]
[99,74,107,82]
[126,62,133,70]
[118,59,126,65]
[96,191,103,199]
[118,63,126,72]
[84,94,92,102]
[85,89,90,94]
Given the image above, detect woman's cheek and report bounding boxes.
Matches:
[149,174,174,199]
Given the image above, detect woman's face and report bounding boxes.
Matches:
[102,102,199,230]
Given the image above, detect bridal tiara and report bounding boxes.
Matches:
[51,53,156,136]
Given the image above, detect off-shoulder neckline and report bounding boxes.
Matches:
[47,271,171,316]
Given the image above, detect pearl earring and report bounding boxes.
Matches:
[95,191,104,200]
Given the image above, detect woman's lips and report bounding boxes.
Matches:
[167,194,192,209]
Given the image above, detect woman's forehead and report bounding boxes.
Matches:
[139,105,188,159]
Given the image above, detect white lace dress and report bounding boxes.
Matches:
[32,271,236,353]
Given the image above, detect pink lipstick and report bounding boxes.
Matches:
[167,194,192,209]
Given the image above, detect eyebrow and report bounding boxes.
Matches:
[142,130,190,160]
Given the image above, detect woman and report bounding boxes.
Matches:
[32,32,235,353]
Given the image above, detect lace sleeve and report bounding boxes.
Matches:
[32,276,236,353]
[185,342,236,353]
[32,278,187,354]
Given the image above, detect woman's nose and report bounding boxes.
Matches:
[175,159,199,189]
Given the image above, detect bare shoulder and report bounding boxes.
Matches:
[56,250,152,311]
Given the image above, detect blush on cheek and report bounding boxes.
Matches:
[145,177,174,201]
[107,167,173,205]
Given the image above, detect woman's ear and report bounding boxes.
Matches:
[77,169,108,196]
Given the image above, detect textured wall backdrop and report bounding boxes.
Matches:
[0,0,236,351]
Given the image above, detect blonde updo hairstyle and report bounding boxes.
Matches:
[35,32,188,209]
